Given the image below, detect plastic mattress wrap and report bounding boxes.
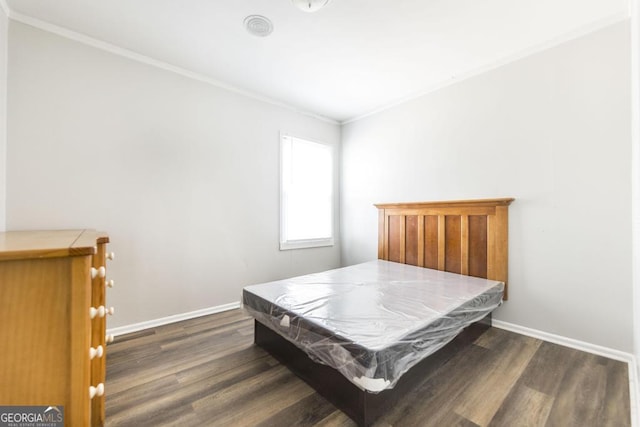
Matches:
[242,260,504,393]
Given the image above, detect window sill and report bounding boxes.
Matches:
[280,238,334,251]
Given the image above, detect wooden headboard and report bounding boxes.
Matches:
[375,198,514,299]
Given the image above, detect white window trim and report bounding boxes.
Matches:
[279,132,334,251]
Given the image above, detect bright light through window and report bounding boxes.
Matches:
[280,134,333,250]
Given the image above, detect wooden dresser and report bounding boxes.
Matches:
[0,230,114,426]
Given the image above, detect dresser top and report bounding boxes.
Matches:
[0,230,109,261]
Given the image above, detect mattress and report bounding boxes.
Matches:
[242,260,504,393]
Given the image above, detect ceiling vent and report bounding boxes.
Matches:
[244,15,273,37]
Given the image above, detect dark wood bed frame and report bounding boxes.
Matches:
[254,198,514,426]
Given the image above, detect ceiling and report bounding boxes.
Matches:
[5,0,629,123]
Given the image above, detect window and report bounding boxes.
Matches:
[280,134,334,250]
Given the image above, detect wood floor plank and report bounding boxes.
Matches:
[104,310,632,427]
[254,393,337,427]
[160,318,253,350]
[107,338,255,394]
[174,344,268,384]
[314,410,356,427]
[108,359,275,426]
[108,397,201,427]
[109,328,155,344]
[599,358,632,426]
[545,352,628,427]
[109,326,188,353]
[193,366,316,425]
[516,341,582,396]
[107,374,180,412]
[432,412,481,427]
[488,384,554,427]
[454,333,541,426]
[473,326,505,350]
[380,343,492,426]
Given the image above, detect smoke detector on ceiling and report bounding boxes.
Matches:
[244,15,274,37]
[291,0,331,13]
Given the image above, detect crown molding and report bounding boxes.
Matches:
[343,10,630,125]
[7,10,339,125]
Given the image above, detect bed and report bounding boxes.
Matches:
[242,198,514,426]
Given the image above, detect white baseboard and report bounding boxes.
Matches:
[106,301,241,337]
[493,320,635,362]
[493,320,639,427]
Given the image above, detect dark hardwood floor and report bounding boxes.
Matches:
[105,309,631,427]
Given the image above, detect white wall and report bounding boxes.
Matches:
[7,21,341,328]
[632,0,640,373]
[0,3,7,232]
[342,23,633,352]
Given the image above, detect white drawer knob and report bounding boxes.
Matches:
[91,266,106,279]
[105,334,114,344]
[89,345,104,360]
[89,383,105,399]
[89,306,106,319]
[106,279,115,288]
[106,252,115,261]
[106,306,115,316]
